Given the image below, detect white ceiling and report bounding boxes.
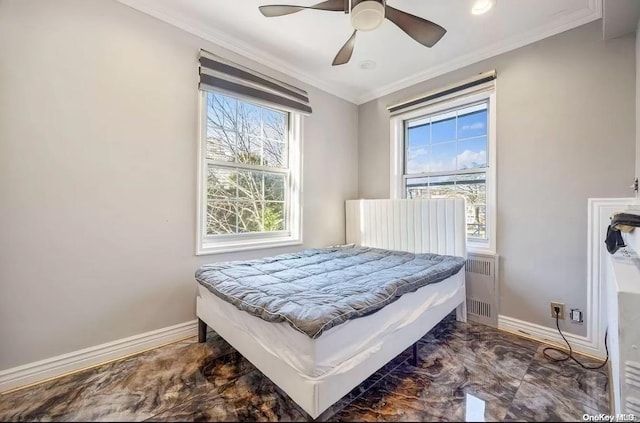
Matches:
[117,0,602,104]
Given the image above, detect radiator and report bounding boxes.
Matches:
[465,253,499,327]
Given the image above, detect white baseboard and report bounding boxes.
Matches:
[0,320,198,394]
[498,315,604,359]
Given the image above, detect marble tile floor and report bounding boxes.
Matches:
[0,315,609,422]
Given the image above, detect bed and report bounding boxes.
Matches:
[195,198,467,419]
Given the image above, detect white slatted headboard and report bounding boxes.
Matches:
[346,199,467,258]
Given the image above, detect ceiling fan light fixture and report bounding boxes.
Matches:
[258,0,447,66]
[471,0,496,15]
[351,0,385,31]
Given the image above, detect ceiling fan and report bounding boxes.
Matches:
[258,0,446,66]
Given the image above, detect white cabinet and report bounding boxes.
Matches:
[606,246,640,415]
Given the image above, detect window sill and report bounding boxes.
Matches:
[197,236,302,256]
[467,244,496,257]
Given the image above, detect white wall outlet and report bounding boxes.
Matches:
[570,308,583,324]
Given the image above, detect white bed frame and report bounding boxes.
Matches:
[196,198,467,419]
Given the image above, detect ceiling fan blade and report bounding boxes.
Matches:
[385,5,446,48]
[259,0,344,17]
[332,30,357,66]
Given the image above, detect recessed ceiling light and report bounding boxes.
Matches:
[471,0,496,15]
[359,60,377,70]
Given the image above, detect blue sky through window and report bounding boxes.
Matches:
[406,103,488,174]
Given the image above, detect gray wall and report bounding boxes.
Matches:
[0,0,358,370]
[358,21,636,336]
[637,18,640,179]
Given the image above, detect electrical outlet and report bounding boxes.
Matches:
[550,302,565,320]
[570,308,583,324]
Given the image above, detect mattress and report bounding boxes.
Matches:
[197,267,464,379]
[195,246,466,338]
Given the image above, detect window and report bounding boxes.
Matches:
[391,89,496,253]
[197,91,302,254]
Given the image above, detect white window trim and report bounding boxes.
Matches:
[390,88,497,255]
[196,91,303,255]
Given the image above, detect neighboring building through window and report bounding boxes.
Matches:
[390,85,496,253]
[197,91,302,254]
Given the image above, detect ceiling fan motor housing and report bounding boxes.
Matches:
[351,0,386,31]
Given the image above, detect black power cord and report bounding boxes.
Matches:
[542,307,609,370]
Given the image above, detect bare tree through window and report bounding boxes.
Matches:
[205,93,289,236]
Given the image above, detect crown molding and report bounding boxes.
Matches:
[115,0,361,104]
[354,0,603,104]
[116,0,602,106]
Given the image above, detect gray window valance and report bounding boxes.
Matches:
[199,50,312,115]
[387,71,496,116]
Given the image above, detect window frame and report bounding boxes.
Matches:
[390,88,497,254]
[196,90,303,255]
